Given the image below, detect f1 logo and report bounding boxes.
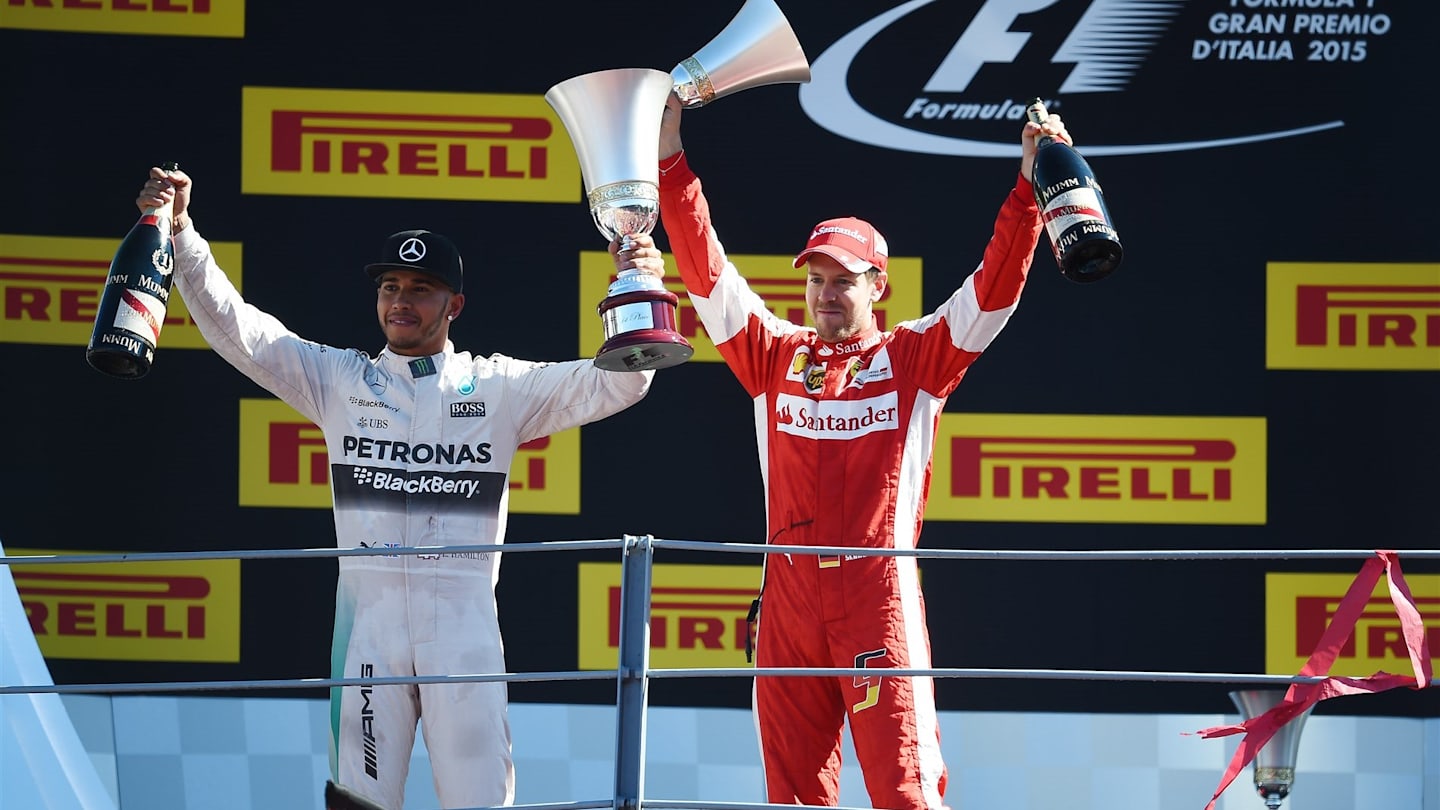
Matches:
[926,0,1177,95]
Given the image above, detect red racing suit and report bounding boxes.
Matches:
[658,154,1041,810]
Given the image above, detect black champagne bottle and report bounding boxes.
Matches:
[1025,99,1122,283]
[86,161,179,379]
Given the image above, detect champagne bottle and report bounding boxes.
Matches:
[1025,99,1122,283]
[86,161,179,379]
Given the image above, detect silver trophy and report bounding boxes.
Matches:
[545,68,694,372]
[671,0,811,108]
[1229,689,1315,809]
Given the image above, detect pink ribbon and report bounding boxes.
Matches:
[1193,550,1433,809]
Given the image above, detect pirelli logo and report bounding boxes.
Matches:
[578,562,760,669]
[929,413,1266,524]
[0,0,243,38]
[1267,263,1440,370]
[237,398,581,513]
[11,547,240,662]
[1266,573,1438,676]
[0,233,241,348]
[576,251,924,362]
[241,86,580,202]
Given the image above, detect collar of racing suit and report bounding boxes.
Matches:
[377,341,454,378]
[812,325,883,358]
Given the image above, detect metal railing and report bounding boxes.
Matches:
[3,538,1436,810]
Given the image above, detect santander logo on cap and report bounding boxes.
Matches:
[795,216,889,273]
[811,223,869,243]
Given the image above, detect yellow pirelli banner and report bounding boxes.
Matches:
[578,562,761,669]
[0,234,242,349]
[0,0,244,37]
[241,86,581,202]
[1266,572,1438,676]
[9,548,240,663]
[237,398,581,514]
[1267,262,1440,370]
[577,251,925,363]
[929,413,1267,524]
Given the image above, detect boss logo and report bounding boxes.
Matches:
[450,402,487,418]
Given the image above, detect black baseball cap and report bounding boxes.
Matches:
[364,229,463,293]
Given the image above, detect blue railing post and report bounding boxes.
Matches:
[613,534,654,810]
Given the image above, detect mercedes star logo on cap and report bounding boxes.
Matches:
[398,238,427,263]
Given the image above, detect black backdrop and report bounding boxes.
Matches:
[1,0,1435,717]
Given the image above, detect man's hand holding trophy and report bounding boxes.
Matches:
[545,0,810,372]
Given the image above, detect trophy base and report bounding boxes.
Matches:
[595,330,694,372]
[595,276,693,372]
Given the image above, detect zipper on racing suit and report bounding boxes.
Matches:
[746,516,813,663]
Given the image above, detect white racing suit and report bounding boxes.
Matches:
[173,227,654,809]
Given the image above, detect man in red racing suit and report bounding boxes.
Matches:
[613,96,1070,809]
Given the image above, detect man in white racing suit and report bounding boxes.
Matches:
[137,167,657,810]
